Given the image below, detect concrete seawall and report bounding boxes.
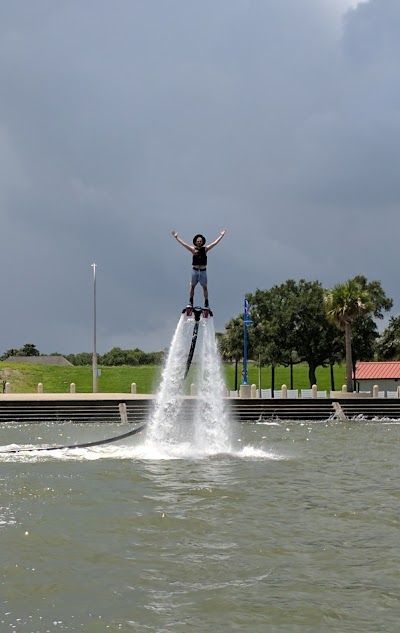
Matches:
[1,394,400,422]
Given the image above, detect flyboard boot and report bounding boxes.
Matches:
[183,298,194,317]
[203,298,213,318]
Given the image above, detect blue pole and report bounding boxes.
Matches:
[242,298,253,385]
[243,310,248,385]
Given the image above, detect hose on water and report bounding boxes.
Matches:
[0,421,147,454]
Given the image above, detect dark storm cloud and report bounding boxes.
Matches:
[292,0,400,209]
[0,0,398,354]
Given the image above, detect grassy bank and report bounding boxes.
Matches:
[0,361,346,394]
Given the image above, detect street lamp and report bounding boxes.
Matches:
[91,263,98,393]
[242,298,253,386]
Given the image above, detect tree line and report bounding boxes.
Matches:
[218,275,397,392]
[0,345,164,366]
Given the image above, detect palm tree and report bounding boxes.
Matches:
[324,280,374,392]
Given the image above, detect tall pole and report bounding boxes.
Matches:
[91,263,98,393]
[243,312,248,386]
[242,298,253,386]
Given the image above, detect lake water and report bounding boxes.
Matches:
[1,417,399,633]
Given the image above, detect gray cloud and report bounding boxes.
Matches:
[0,0,398,354]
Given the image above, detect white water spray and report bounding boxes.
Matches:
[145,315,191,445]
[192,319,233,453]
[144,314,233,456]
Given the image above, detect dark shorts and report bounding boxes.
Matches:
[191,268,207,287]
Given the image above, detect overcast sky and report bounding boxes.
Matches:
[1,0,399,354]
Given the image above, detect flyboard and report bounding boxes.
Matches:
[0,304,214,454]
[182,305,213,380]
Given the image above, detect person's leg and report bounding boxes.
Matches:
[200,271,209,306]
[189,270,199,304]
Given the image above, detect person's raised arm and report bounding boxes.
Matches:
[171,231,194,253]
[206,229,226,251]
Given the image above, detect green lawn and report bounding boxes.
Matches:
[0,363,162,394]
[0,361,346,394]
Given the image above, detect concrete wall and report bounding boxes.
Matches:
[357,379,400,392]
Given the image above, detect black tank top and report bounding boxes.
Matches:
[192,247,207,267]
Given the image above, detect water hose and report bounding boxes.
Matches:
[0,421,147,454]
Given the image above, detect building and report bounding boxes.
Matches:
[354,361,400,395]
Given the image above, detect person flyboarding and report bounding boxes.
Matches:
[171,229,226,311]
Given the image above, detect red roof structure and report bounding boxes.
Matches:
[354,361,400,380]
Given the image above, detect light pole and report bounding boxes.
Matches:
[242,298,253,386]
[91,263,98,393]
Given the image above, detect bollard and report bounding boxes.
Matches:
[70,383,76,394]
[282,384,288,399]
[118,403,128,424]
[240,384,251,398]
[251,384,257,398]
[190,383,197,396]
[131,383,137,394]
[5,382,11,394]
[372,384,379,398]
[38,383,43,394]
[342,385,347,393]
[311,384,317,398]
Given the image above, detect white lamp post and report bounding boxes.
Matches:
[91,263,98,393]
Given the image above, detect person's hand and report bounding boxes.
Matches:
[171,231,178,238]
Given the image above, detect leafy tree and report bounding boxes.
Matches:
[353,275,393,318]
[351,315,380,387]
[325,277,392,392]
[247,286,293,393]
[18,343,40,356]
[1,344,40,359]
[287,281,339,387]
[102,347,129,366]
[1,348,19,360]
[101,347,164,366]
[376,315,400,360]
[144,351,165,364]
[127,348,164,365]
[351,274,393,379]
[248,280,338,388]
[65,352,93,366]
[325,330,345,392]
